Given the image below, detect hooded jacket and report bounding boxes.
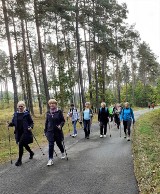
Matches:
[9,110,34,144]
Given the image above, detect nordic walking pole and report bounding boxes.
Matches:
[54,150,58,157]
[32,133,45,155]
[108,121,111,137]
[62,140,68,161]
[7,125,13,164]
[67,117,70,133]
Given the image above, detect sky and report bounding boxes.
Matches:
[117,0,160,61]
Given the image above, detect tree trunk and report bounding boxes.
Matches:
[25,19,42,114]
[55,14,64,109]
[34,0,50,107]
[2,0,18,111]
[21,19,34,115]
[131,47,135,105]
[93,0,99,111]
[76,0,85,108]
[5,77,9,105]
[102,56,106,100]
[12,14,27,105]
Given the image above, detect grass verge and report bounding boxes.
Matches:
[132,109,160,194]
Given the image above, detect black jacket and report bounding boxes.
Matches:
[98,107,109,123]
[9,110,34,144]
[44,110,65,134]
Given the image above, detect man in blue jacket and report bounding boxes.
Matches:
[120,102,135,141]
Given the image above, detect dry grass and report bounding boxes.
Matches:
[0,106,98,164]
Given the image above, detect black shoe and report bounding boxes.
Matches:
[29,151,34,159]
[15,160,22,166]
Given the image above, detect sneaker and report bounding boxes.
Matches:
[15,160,22,166]
[100,135,103,138]
[72,134,77,138]
[124,134,127,138]
[104,135,107,138]
[127,136,130,141]
[86,136,89,139]
[47,159,54,166]
[61,153,66,159]
[29,151,34,159]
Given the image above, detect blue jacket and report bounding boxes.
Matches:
[9,110,34,144]
[120,108,135,121]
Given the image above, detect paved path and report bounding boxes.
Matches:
[0,108,154,194]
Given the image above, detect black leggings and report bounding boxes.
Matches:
[100,122,107,135]
[123,121,132,136]
[18,142,32,161]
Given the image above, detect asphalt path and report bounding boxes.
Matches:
[0,108,154,194]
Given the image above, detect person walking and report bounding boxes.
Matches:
[120,102,135,141]
[114,103,122,129]
[82,102,93,139]
[44,99,65,166]
[8,101,34,166]
[98,102,109,138]
[108,104,114,122]
[67,103,79,137]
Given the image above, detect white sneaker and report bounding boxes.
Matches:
[100,135,103,138]
[124,134,127,138]
[72,134,77,137]
[61,153,66,159]
[104,135,107,137]
[127,136,130,141]
[47,159,54,166]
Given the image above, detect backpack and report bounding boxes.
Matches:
[69,108,77,117]
[100,107,108,113]
[122,108,133,117]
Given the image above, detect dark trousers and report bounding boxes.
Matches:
[83,120,91,137]
[123,120,132,136]
[100,122,107,135]
[18,137,32,161]
[47,132,64,159]
[114,114,120,128]
[48,140,64,159]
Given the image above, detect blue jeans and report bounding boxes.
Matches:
[72,120,77,135]
[83,120,91,137]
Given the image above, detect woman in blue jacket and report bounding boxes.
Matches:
[8,101,34,166]
[120,102,135,141]
[44,99,65,166]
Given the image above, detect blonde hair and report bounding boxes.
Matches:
[17,101,26,108]
[85,102,90,106]
[124,102,129,106]
[48,99,58,105]
[101,102,106,107]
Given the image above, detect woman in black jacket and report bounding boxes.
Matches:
[98,102,109,138]
[44,99,65,166]
[8,101,34,166]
